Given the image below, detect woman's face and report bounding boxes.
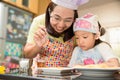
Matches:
[75,30,98,51]
[50,6,74,33]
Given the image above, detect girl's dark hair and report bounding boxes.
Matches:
[45,2,78,42]
[94,22,106,46]
[95,22,111,47]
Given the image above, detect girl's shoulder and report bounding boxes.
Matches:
[95,42,111,50]
[74,46,81,51]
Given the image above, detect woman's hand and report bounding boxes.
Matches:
[34,26,48,48]
[23,25,49,58]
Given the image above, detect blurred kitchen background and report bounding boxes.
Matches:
[0,0,120,74]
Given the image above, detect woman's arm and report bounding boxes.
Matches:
[23,26,48,58]
[23,43,41,58]
[23,14,46,58]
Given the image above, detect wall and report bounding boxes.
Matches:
[78,0,120,28]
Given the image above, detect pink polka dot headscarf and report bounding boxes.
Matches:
[73,13,100,34]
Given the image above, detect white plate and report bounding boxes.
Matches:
[75,67,120,78]
[77,76,115,80]
[37,67,75,75]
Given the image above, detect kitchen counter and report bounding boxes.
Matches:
[0,68,117,80]
[0,73,117,80]
[0,74,42,80]
[0,73,81,80]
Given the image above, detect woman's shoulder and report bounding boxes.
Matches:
[31,14,45,26]
[33,14,45,21]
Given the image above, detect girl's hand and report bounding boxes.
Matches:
[106,58,120,67]
[34,26,48,48]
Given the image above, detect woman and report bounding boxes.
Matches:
[23,0,89,75]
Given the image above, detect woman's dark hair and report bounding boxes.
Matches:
[94,22,111,46]
[45,2,78,42]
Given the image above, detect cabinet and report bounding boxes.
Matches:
[2,0,51,16]
[2,0,39,14]
[38,0,51,15]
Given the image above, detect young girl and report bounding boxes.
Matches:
[68,13,120,68]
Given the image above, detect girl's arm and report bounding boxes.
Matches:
[102,58,120,67]
[97,42,120,67]
[68,47,80,67]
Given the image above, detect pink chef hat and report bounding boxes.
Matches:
[73,13,100,34]
[51,0,89,10]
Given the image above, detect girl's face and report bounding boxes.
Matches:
[75,30,98,51]
[50,6,74,33]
